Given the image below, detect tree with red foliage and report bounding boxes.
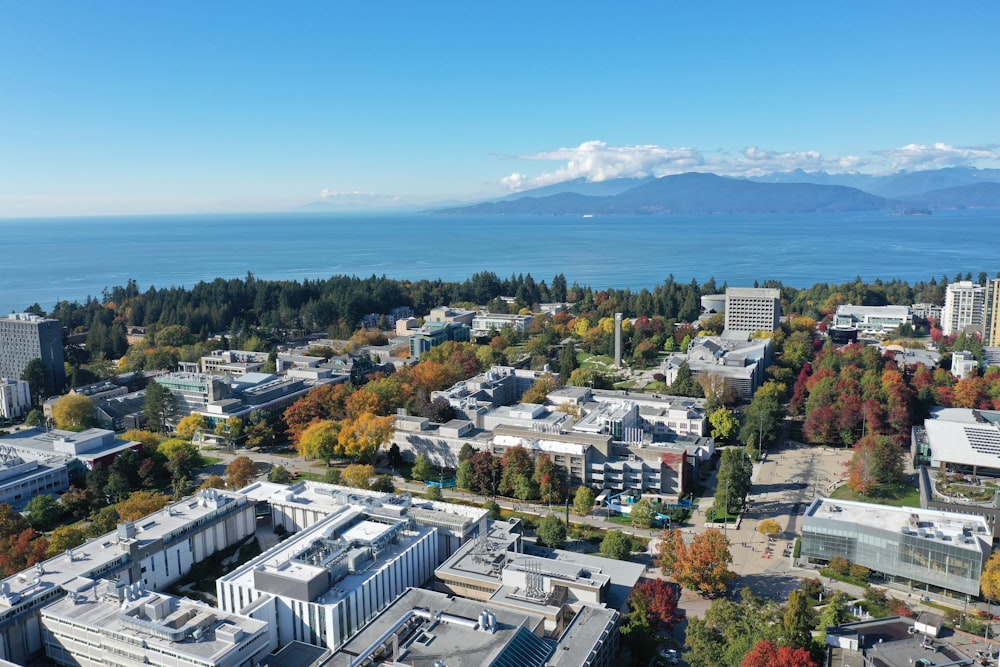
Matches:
[632,579,678,629]
[469,451,502,496]
[741,640,817,667]
[803,404,838,445]
[789,366,810,416]
[283,383,354,442]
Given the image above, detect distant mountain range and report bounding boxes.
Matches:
[436,166,1000,216]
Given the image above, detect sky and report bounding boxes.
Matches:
[1,2,998,217]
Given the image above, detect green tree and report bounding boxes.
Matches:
[782,589,816,650]
[558,344,579,382]
[483,499,501,520]
[536,515,567,548]
[86,505,120,537]
[458,443,476,463]
[21,358,49,405]
[599,529,633,560]
[715,447,753,516]
[269,465,292,484]
[513,473,537,502]
[709,407,739,443]
[105,471,132,503]
[25,408,44,427]
[24,494,63,531]
[739,381,786,454]
[456,459,474,490]
[630,499,655,528]
[324,468,342,484]
[424,484,443,501]
[411,455,435,481]
[573,486,596,516]
[143,382,177,433]
[52,394,97,431]
[818,592,850,640]
[46,525,86,558]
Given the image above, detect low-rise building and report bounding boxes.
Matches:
[0,427,141,474]
[200,349,269,376]
[409,321,472,357]
[41,578,273,667]
[834,304,913,333]
[0,446,71,509]
[472,312,534,333]
[0,488,255,664]
[661,334,772,402]
[426,307,476,327]
[801,497,990,597]
[333,586,619,667]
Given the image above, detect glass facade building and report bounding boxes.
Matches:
[801,498,990,597]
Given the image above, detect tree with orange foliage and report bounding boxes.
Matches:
[116,491,172,522]
[283,383,356,442]
[657,527,734,596]
[740,640,817,667]
[337,413,394,463]
[344,389,386,419]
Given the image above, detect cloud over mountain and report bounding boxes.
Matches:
[876,142,998,170]
[500,140,1000,192]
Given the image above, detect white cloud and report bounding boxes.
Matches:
[500,140,867,190]
[503,140,704,191]
[877,142,998,170]
[319,189,402,206]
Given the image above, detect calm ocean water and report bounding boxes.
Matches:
[2,209,999,314]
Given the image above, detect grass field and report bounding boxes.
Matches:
[829,482,921,507]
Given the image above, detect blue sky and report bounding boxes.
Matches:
[1,2,997,216]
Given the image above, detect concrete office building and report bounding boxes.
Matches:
[0,488,255,664]
[834,304,913,333]
[216,502,440,652]
[426,306,477,326]
[238,480,487,559]
[0,378,31,421]
[41,578,272,667]
[0,427,141,474]
[435,520,642,623]
[0,313,65,395]
[471,312,534,333]
[431,366,548,426]
[0,446,71,509]
[661,335,772,402]
[409,322,472,357]
[801,498,991,597]
[333,586,620,667]
[723,288,781,334]
[942,280,985,336]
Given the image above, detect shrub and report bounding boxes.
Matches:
[849,564,870,582]
[792,537,801,558]
[829,556,850,576]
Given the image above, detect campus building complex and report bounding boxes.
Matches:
[218,492,452,651]
[41,579,272,667]
[801,498,991,597]
[833,304,913,333]
[0,488,255,664]
[0,313,65,396]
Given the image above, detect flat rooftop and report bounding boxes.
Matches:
[0,488,247,611]
[42,579,267,662]
[336,588,551,667]
[805,498,990,552]
[829,617,972,667]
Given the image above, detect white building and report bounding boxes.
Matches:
[723,287,781,334]
[942,281,985,336]
[0,446,70,509]
[0,378,31,421]
[0,488,255,665]
[834,304,912,333]
[217,501,440,652]
[472,312,535,333]
[41,578,272,667]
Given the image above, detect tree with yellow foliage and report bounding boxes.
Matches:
[175,414,204,440]
[116,491,171,522]
[297,420,341,465]
[981,550,1000,607]
[338,413,394,463]
[52,394,97,431]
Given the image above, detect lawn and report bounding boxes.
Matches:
[198,455,222,466]
[829,482,921,507]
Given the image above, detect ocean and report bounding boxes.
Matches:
[2,209,999,314]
